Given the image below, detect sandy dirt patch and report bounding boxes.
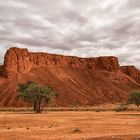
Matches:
[0,111,139,140]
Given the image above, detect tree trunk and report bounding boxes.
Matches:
[35,101,42,113]
[33,101,36,111]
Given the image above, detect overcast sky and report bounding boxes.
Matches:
[0,0,140,68]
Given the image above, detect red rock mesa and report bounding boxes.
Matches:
[0,47,140,107]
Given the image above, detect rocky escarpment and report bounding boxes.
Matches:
[0,47,140,107]
[2,47,120,78]
[1,47,140,84]
[3,48,31,78]
[121,66,140,83]
[121,66,140,78]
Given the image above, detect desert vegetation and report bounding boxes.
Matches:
[18,81,58,113]
[127,91,140,108]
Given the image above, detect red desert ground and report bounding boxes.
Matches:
[0,47,140,140]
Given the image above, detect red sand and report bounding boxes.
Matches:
[0,111,139,140]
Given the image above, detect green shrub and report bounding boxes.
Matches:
[128,91,140,108]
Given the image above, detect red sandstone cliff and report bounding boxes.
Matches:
[0,47,140,107]
[121,66,140,83]
[0,65,4,77]
[3,47,120,78]
[121,66,140,77]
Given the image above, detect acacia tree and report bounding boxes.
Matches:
[128,91,140,108]
[18,81,58,113]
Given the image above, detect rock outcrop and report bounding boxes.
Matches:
[121,66,140,78]
[3,48,31,78]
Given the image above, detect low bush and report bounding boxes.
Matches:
[115,104,128,112]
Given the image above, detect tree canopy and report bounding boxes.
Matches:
[128,91,140,108]
[18,81,58,113]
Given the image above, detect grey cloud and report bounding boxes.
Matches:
[0,0,140,68]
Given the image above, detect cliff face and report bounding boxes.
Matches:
[121,66,140,78]
[0,47,140,107]
[2,47,120,78]
[3,48,31,78]
[121,66,140,84]
[0,65,4,77]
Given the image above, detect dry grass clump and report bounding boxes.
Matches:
[115,104,128,112]
[71,128,82,134]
